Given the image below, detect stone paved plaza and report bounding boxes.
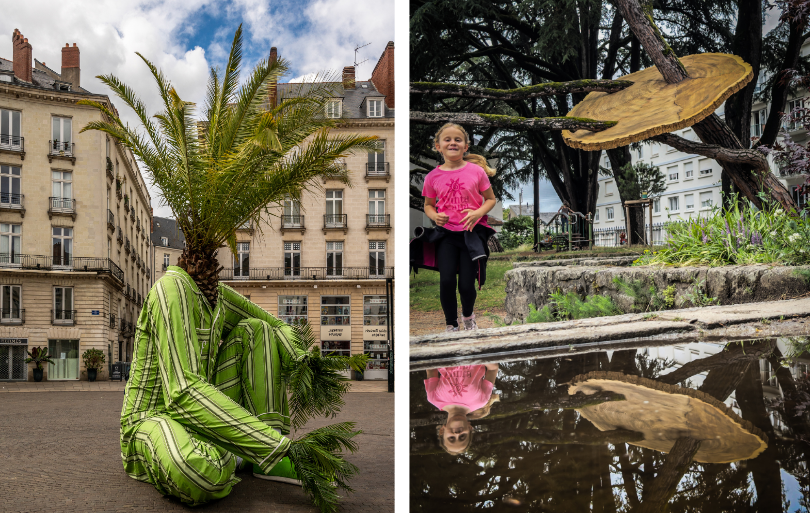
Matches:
[0,382,392,512]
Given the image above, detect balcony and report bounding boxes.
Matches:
[48,197,76,220]
[1,308,24,325]
[366,214,391,233]
[116,180,123,200]
[219,266,394,281]
[136,217,141,232]
[125,237,131,254]
[162,263,168,272]
[117,226,123,244]
[107,209,115,231]
[0,134,24,160]
[0,192,25,217]
[323,214,348,234]
[109,314,116,329]
[0,255,124,284]
[365,162,390,182]
[52,309,77,326]
[130,206,135,221]
[322,161,348,183]
[106,157,114,180]
[281,215,305,234]
[48,140,75,164]
[137,292,142,305]
[236,220,254,235]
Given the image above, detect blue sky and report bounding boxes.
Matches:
[1,0,394,217]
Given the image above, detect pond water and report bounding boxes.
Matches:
[410,338,810,511]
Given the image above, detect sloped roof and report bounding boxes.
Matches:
[0,57,91,93]
[277,80,394,119]
[150,217,186,250]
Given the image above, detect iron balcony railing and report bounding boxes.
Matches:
[109,314,116,329]
[0,254,123,282]
[1,308,24,324]
[52,309,77,325]
[137,293,142,305]
[107,209,115,228]
[136,217,141,232]
[49,197,75,213]
[281,215,305,229]
[366,214,390,228]
[219,266,394,281]
[117,226,123,243]
[365,162,389,177]
[49,140,74,156]
[323,214,347,229]
[0,193,23,209]
[130,207,135,221]
[0,134,23,153]
[125,237,130,253]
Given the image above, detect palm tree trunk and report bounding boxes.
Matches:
[177,249,222,307]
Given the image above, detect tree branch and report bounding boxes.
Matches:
[411,80,634,100]
[411,111,617,132]
[651,133,771,173]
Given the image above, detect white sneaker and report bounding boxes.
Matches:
[445,325,459,332]
[462,314,478,331]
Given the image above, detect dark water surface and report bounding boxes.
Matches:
[410,338,810,512]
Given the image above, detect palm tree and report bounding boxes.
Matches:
[79,26,376,306]
[78,26,376,513]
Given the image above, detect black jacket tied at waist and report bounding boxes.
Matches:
[409,224,496,289]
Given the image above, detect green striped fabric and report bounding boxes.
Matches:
[120,266,304,505]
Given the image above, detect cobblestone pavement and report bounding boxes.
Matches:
[0,388,393,512]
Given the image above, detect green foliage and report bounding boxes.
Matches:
[25,347,55,370]
[526,291,621,323]
[635,194,810,266]
[287,422,361,513]
[500,215,534,250]
[662,285,677,309]
[781,337,810,366]
[79,26,377,257]
[81,348,106,370]
[614,162,666,200]
[683,279,718,307]
[612,276,669,312]
[793,268,810,284]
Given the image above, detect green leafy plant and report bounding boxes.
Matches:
[82,348,106,370]
[661,285,677,309]
[25,346,55,370]
[681,279,717,308]
[499,215,534,250]
[613,276,669,312]
[525,291,621,323]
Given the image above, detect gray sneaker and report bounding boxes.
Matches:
[462,315,478,331]
[446,325,459,332]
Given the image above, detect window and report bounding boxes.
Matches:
[163,253,170,270]
[108,239,111,260]
[685,194,694,210]
[283,195,302,227]
[0,165,20,208]
[320,296,351,356]
[605,181,614,196]
[364,295,388,327]
[751,109,767,137]
[684,162,694,179]
[699,160,713,176]
[284,242,301,277]
[653,199,661,213]
[52,227,73,266]
[669,196,680,211]
[785,98,805,130]
[0,109,21,150]
[51,116,72,152]
[368,140,386,175]
[325,190,344,227]
[0,223,20,265]
[753,72,766,93]
[369,190,386,225]
[234,242,250,278]
[51,171,72,211]
[606,207,614,220]
[367,98,383,117]
[667,165,679,181]
[326,99,342,118]
[369,241,386,277]
[278,296,307,325]
[54,287,74,323]
[594,209,599,221]
[651,143,659,157]
[160,237,168,246]
[326,241,344,276]
[1,285,21,322]
[48,339,79,379]
[106,137,110,158]
[700,191,713,208]
[636,145,643,159]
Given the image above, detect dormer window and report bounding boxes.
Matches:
[0,75,11,83]
[326,99,342,118]
[368,99,383,118]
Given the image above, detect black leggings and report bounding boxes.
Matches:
[436,233,478,327]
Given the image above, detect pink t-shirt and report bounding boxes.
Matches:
[424,365,494,412]
[422,162,492,231]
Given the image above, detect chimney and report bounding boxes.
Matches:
[370,41,394,108]
[11,29,33,83]
[61,43,80,88]
[269,47,278,107]
[342,66,355,89]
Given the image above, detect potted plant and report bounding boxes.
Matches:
[25,346,54,382]
[82,348,106,382]
[123,194,129,210]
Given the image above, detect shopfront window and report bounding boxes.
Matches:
[363,295,388,376]
[278,295,308,325]
[48,339,79,380]
[320,296,350,356]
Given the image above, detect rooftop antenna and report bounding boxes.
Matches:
[354,42,371,67]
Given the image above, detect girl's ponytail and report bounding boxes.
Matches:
[464,153,496,177]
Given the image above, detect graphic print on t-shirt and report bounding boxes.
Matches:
[443,367,473,398]
[443,177,471,214]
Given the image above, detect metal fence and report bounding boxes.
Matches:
[219,266,394,281]
[592,222,685,247]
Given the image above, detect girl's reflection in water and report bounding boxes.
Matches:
[425,363,500,454]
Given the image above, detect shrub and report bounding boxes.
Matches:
[500,215,534,250]
[82,348,106,370]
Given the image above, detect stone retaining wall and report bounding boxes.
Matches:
[504,263,810,324]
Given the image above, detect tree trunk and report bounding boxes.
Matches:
[533,160,540,251]
[177,248,221,307]
[613,0,797,212]
[636,437,701,513]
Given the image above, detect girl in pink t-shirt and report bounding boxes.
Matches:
[425,363,500,455]
[422,123,497,332]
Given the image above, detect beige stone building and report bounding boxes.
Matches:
[0,30,152,381]
[150,216,185,283]
[217,42,395,380]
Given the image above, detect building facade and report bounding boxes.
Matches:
[150,216,185,283]
[217,42,395,380]
[0,30,152,381]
